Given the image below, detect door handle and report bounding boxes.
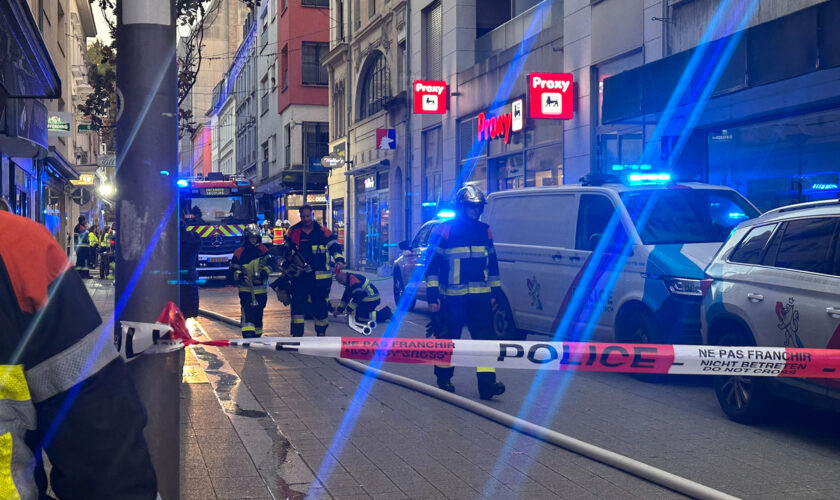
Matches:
[747,293,764,303]
[551,254,563,261]
[568,256,581,262]
[827,307,840,319]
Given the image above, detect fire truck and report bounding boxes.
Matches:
[178,172,258,277]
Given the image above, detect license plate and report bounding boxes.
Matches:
[209,257,228,263]
[203,188,226,196]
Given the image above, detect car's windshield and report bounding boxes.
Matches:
[181,195,256,224]
[620,189,759,245]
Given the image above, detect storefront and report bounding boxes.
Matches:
[354,170,390,270]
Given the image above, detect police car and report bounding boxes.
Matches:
[702,198,840,423]
[481,173,760,345]
[393,215,451,310]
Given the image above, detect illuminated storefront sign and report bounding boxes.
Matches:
[413,80,448,114]
[477,99,523,144]
[528,73,574,119]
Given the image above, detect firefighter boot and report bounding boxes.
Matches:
[477,370,505,400]
[376,306,393,323]
[434,366,455,393]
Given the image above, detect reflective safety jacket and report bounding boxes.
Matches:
[337,273,380,313]
[231,243,272,293]
[73,224,88,248]
[425,214,501,303]
[0,212,157,499]
[88,231,100,247]
[284,222,344,286]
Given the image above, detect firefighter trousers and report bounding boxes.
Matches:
[433,293,501,393]
[290,275,330,337]
[239,291,268,338]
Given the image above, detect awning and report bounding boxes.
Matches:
[255,171,328,194]
[344,159,390,178]
[0,0,61,98]
[45,146,80,182]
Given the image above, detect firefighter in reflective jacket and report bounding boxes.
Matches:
[0,210,158,498]
[333,269,393,324]
[231,224,273,338]
[284,205,344,336]
[425,186,506,400]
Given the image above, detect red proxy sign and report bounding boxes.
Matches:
[413,80,448,114]
[528,73,574,119]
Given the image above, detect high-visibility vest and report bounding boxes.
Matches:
[273,227,285,245]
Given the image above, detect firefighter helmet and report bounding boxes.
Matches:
[244,224,260,238]
[455,185,486,212]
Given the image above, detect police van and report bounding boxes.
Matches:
[482,173,760,344]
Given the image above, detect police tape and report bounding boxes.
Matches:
[125,302,840,378]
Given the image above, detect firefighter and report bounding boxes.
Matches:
[0,210,158,498]
[425,186,506,400]
[73,216,89,271]
[231,224,273,338]
[333,269,393,324]
[283,205,344,337]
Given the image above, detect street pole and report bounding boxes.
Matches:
[115,2,181,498]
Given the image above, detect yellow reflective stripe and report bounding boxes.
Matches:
[186,225,195,231]
[201,226,214,238]
[347,303,357,311]
[442,286,490,296]
[426,280,439,287]
[361,295,380,302]
[476,367,496,373]
[445,246,470,254]
[470,246,486,254]
[292,318,305,324]
[489,280,501,287]
[333,254,345,261]
[0,366,30,402]
[314,319,329,326]
[0,433,21,500]
[315,272,333,280]
[218,226,232,236]
[229,225,243,236]
[242,326,256,332]
[453,259,460,285]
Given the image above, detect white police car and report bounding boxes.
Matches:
[482,173,760,346]
[702,198,840,423]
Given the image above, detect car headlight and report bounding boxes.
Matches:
[665,277,713,297]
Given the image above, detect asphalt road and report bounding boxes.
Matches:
[197,274,840,499]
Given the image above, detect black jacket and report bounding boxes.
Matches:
[179,225,201,318]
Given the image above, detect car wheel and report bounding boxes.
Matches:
[713,331,774,424]
[623,309,665,383]
[493,294,524,341]
[392,271,416,311]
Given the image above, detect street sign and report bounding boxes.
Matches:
[413,80,448,114]
[71,187,92,205]
[70,173,95,186]
[376,128,396,150]
[47,112,72,136]
[78,123,100,134]
[321,155,345,168]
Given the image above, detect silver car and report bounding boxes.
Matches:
[392,219,441,310]
[702,198,840,423]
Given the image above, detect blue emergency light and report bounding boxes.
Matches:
[627,173,671,185]
[436,210,456,220]
[176,179,189,188]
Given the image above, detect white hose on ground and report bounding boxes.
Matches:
[197,308,739,500]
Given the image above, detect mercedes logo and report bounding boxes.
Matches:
[211,235,224,247]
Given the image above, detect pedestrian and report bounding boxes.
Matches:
[283,205,344,337]
[425,186,506,400]
[0,209,158,497]
[87,226,100,269]
[231,224,272,338]
[73,216,89,271]
[180,219,202,318]
[99,225,112,279]
[332,269,393,325]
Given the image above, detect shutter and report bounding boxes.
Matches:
[424,2,442,80]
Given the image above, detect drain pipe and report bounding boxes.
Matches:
[198,308,737,500]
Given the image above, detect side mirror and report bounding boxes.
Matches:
[398,240,411,251]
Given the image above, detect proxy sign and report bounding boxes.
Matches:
[528,72,574,119]
[413,80,448,114]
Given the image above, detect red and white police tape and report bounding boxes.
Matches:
[118,302,840,378]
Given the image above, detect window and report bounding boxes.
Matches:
[303,122,329,172]
[729,224,778,265]
[359,52,391,120]
[620,189,759,245]
[412,222,436,248]
[336,0,345,41]
[281,45,289,90]
[576,194,629,252]
[422,127,442,221]
[368,0,375,18]
[769,218,838,275]
[302,42,329,85]
[284,124,292,167]
[260,76,269,114]
[332,81,346,138]
[262,143,270,179]
[302,0,328,6]
[423,2,442,80]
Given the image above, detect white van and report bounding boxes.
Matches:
[482,176,759,344]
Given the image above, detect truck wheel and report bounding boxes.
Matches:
[493,294,524,341]
[393,271,416,311]
[713,330,774,424]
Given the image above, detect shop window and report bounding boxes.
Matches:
[332,198,345,244]
[302,42,329,85]
[359,52,391,120]
[491,154,524,192]
[459,158,487,193]
[457,117,486,162]
[526,146,562,187]
[599,133,644,172]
